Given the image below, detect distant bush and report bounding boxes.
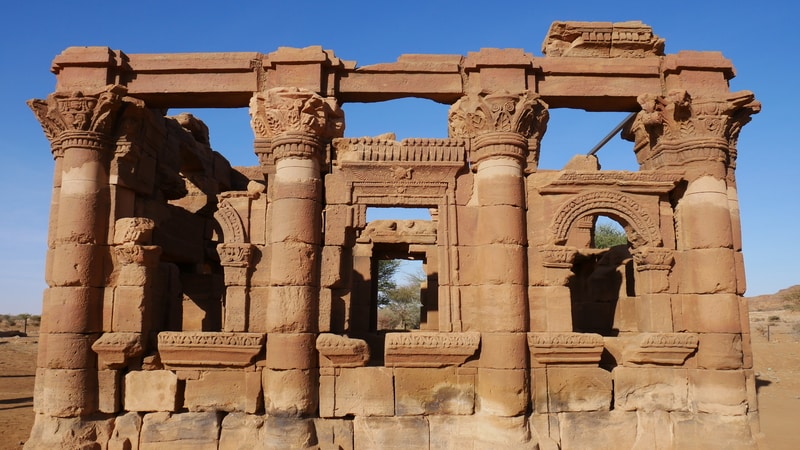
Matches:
[769,315,781,322]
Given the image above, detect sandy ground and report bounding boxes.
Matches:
[0,308,798,449]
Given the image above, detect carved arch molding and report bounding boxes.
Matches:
[549,190,661,248]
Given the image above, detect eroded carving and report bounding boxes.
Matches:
[543,21,665,57]
[384,332,480,367]
[316,333,370,367]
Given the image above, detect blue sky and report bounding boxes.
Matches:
[0,1,796,314]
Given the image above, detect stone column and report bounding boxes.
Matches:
[628,90,760,388]
[449,91,548,417]
[28,86,126,417]
[250,87,343,444]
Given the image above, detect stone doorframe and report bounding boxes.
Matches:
[326,136,468,332]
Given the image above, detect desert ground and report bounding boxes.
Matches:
[0,296,798,450]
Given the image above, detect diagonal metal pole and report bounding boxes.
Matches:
[587,112,637,156]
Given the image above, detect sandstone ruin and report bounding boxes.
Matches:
[25,21,762,449]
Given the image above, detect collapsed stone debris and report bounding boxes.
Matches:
[26,21,762,449]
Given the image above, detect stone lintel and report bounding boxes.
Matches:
[157,332,265,369]
[384,332,480,367]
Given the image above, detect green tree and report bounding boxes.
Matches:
[377,259,401,307]
[376,261,423,330]
[593,223,628,249]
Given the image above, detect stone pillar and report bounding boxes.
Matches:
[449,91,548,417]
[250,87,343,444]
[28,86,126,418]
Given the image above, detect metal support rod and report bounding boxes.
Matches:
[587,112,637,156]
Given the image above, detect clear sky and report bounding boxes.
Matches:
[0,0,796,314]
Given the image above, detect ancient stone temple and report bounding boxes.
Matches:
[26,21,762,449]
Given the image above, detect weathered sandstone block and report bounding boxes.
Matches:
[124,370,179,412]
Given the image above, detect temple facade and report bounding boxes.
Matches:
[26,21,762,449]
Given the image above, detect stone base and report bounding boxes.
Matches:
[24,409,761,449]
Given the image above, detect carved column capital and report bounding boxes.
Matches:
[448,91,548,167]
[626,90,760,171]
[249,87,344,168]
[28,85,127,156]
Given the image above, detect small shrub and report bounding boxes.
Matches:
[769,315,781,322]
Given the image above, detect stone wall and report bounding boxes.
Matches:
[25,21,763,449]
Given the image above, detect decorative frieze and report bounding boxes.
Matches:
[528,332,604,366]
[334,136,466,164]
[384,332,480,367]
[157,332,265,368]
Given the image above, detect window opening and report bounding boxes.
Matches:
[539,109,639,171]
[569,215,634,336]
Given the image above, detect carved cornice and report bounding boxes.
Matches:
[157,331,266,368]
[384,332,480,367]
[542,21,665,58]
[316,333,370,367]
[28,85,127,154]
[626,90,760,170]
[527,332,605,366]
[622,332,699,366]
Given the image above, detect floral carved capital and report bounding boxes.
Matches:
[625,90,760,169]
[448,91,549,139]
[249,87,344,140]
[28,85,127,153]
